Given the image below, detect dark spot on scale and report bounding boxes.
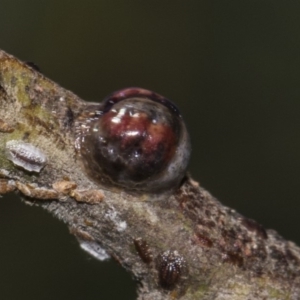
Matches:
[178,194,190,210]
[251,243,267,260]
[285,248,299,263]
[23,132,30,140]
[221,228,237,240]
[241,218,268,239]
[194,232,213,248]
[179,176,190,189]
[133,238,152,264]
[11,76,17,85]
[222,251,244,267]
[205,209,211,217]
[189,198,201,209]
[26,113,52,131]
[197,218,216,229]
[206,220,216,228]
[63,107,74,128]
[269,246,285,260]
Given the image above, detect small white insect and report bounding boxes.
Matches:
[105,207,127,232]
[79,240,110,261]
[5,140,47,173]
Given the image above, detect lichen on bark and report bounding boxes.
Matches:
[0,49,299,299]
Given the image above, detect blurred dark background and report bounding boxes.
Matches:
[1,1,300,299]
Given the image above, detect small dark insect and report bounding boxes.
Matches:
[25,61,41,72]
[156,250,186,289]
[134,238,152,264]
[76,87,191,193]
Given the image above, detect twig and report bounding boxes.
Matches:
[0,49,299,299]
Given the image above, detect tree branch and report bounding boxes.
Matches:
[0,49,299,299]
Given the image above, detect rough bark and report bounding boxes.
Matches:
[0,49,299,299]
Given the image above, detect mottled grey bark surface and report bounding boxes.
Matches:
[0,49,299,299]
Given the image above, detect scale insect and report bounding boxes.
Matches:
[5,140,47,173]
[76,87,191,193]
[156,250,187,290]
